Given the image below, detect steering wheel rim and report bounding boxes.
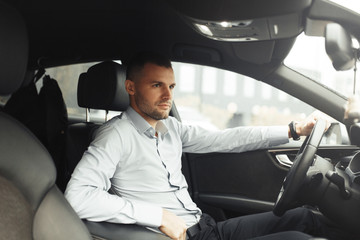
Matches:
[273,119,327,216]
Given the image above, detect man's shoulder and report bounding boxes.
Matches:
[162,116,183,132]
[98,114,134,133]
[164,115,180,123]
[161,116,181,126]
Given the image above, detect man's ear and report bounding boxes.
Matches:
[125,79,135,95]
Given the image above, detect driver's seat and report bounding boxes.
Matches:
[0,2,91,239]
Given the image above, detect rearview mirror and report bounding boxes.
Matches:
[325,23,355,71]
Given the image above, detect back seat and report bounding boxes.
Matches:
[64,61,129,188]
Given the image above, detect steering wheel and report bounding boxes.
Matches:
[273,119,327,216]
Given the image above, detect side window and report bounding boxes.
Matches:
[45,62,120,122]
[172,62,348,144]
[45,63,94,120]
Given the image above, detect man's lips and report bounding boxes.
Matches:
[158,102,172,109]
[158,104,170,108]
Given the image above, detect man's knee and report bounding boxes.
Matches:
[283,207,323,235]
[284,207,315,221]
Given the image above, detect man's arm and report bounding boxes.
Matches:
[64,123,162,228]
[177,120,289,154]
[175,111,330,154]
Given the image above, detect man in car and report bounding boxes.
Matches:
[65,52,336,240]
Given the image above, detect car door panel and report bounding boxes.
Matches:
[184,150,287,220]
[183,144,360,221]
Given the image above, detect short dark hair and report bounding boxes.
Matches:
[126,51,172,80]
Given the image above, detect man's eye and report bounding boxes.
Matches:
[153,84,160,87]
[170,85,175,89]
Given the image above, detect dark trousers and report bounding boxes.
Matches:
[189,208,349,240]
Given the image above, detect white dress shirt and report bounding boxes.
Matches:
[65,107,289,229]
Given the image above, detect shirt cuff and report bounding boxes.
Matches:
[132,202,163,228]
[268,126,290,146]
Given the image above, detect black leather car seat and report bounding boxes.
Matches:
[65,61,173,239]
[64,61,129,187]
[0,2,91,239]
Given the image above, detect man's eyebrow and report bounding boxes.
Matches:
[149,80,176,85]
[148,80,162,85]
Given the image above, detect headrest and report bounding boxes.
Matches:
[77,61,129,111]
[0,2,28,95]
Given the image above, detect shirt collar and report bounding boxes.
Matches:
[125,107,169,139]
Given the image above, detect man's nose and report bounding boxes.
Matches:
[162,86,172,99]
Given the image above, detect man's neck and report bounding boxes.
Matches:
[129,104,159,129]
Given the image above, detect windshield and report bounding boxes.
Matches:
[330,0,360,13]
[285,34,356,97]
[285,0,360,98]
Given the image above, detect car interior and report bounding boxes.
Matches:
[1,0,360,239]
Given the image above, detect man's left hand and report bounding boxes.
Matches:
[294,111,332,137]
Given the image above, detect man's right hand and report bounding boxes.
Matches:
[159,209,187,240]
